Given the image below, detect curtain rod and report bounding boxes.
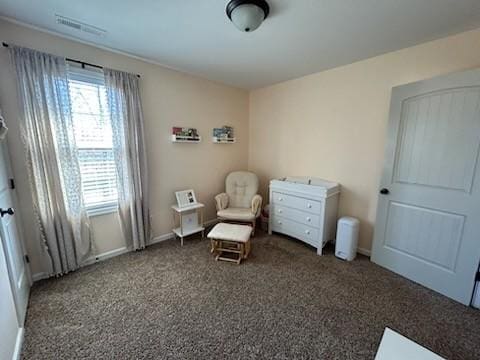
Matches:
[2,42,140,78]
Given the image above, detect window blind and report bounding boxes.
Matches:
[67,65,118,215]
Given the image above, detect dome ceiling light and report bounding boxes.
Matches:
[226,0,270,33]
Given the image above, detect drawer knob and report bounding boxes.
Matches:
[306,217,311,222]
[278,209,282,213]
[305,230,310,235]
[307,203,312,208]
[278,197,283,201]
[277,220,282,225]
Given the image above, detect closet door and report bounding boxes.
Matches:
[371,68,480,305]
[0,141,30,324]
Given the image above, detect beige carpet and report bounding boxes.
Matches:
[22,231,480,359]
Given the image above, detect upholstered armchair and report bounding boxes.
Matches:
[215,171,262,234]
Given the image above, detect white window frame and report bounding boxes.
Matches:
[67,65,118,217]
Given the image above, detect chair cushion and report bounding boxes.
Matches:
[207,223,252,242]
[217,207,256,221]
[226,171,259,208]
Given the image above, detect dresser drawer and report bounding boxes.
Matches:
[271,215,320,248]
[271,204,321,228]
[272,192,321,214]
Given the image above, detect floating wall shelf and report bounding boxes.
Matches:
[212,136,236,144]
[171,134,202,143]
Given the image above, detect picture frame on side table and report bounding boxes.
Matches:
[175,189,197,208]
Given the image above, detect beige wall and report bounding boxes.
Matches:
[249,28,480,251]
[0,19,249,276]
[1,18,480,277]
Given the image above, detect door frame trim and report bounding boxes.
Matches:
[0,141,31,326]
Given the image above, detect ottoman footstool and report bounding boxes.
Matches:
[207,223,253,264]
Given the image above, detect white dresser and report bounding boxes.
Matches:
[269,177,340,255]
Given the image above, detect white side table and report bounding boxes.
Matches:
[171,203,205,246]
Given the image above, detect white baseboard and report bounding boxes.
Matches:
[32,272,49,282]
[83,246,130,267]
[357,247,371,257]
[205,219,219,226]
[149,232,174,245]
[32,247,130,281]
[31,219,219,282]
[12,327,24,360]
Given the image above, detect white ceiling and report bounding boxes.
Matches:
[1,0,480,89]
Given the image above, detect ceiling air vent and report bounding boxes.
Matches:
[55,15,106,37]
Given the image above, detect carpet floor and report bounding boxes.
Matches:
[22,231,480,359]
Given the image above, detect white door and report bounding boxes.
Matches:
[372,69,480,305]
[0,141,30,324]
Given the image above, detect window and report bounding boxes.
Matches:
[67,66,117,215]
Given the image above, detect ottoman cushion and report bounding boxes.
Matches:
[207,223,252,243]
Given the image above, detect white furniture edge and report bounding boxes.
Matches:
[357,247,371,257]
[270,184,340,200]
[31,218,219,282]
[12,327,24,360]
[173,226,205,238]
[171,203,204,212]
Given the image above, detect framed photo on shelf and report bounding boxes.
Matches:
[175,189,197,208]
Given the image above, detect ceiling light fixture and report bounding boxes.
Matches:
[226,0,270,33]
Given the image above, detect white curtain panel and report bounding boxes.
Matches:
[104,69,150,250]
[9,46,93,275]
[0,108,8,139]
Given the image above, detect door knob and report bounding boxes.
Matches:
[0,207,14,217]
[380,188,390,195]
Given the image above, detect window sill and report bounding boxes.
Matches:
[86,203,118,217]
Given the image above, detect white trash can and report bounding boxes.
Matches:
[335,217,360,261]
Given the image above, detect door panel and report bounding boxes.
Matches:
[384,202,464,271]
[0,142,29,324]
[394,88,480,192]
[372,69,480,305]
